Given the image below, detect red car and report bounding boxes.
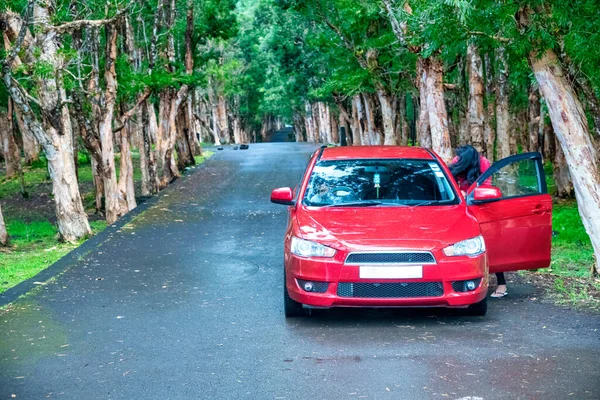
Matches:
[271,146,552,317]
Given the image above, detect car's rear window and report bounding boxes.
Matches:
[303,159,458,207]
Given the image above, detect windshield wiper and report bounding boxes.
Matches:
[328,200,382,207]
[410,200,439,207]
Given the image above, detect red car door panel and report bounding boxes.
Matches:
[467,152,552,273]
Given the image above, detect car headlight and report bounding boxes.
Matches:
[290,237,336,258]
[443,235,486,257]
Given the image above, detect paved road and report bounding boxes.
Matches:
[1,142,599,400]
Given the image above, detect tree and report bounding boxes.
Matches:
[0,202,8,246]
[1,1,92,241]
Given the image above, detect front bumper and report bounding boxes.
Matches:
[285,252,488,308]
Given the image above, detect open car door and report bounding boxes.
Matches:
[466,152,552,273]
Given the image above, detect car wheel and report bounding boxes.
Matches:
[284,272,307,317]
[467,297,488,316]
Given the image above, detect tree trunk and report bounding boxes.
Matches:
[311,105,320,143]
[231,97,243,144]
[206,81,222,145]
[514,110,525,154]
[543,112,556,163]
[15,108,39,164]
[316,103,330,143]
[528,85,541,152]
[10,3,92,241]
[293,112,305,142]
[553,137,573,198]
[330,107,339,143]
[362,93,382,145]
[71,89,104,212]
[196,91,212,144]
[156,90,173,185]
[1,108,21,178]
[458,112,469,146]
[184,0,200,155]
[143,100,159,195]
[423,57,452,162]
[467,43,485,153]
[0,203,8,246]
[99,27,127,225]
[335,98,353,145]
[175,109,194,169]
[2,29,39,165]
[352,95,366,145]
[117,121,137,211]
[304,102,316,142]
[495,47,511,159]
[217,94,230,144]
[539,100,549,161]
[398,95,409,146]
[90,157,104,213]
[417,59,432,148]
[531,49,600,275]
[377,90,397,145]
[483,53,496,160]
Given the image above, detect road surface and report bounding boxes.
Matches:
[1,141,599,399]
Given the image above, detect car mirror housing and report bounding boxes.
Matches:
[271,187,295,205]
[470,186,503,204]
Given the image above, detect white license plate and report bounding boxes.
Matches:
[359,265,423,279]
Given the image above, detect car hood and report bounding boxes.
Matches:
[295,205,480,251]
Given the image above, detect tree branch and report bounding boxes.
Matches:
[1,0,34,72]
[45,7,130,34]
[314,8,368,70]
[112,88,152,132]
[467,31,510,43]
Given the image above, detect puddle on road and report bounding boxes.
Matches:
[0,299,68,369]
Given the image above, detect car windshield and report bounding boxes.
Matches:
[303,159,458,207]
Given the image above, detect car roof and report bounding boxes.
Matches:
[319,146,436,161]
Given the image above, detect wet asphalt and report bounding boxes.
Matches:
[1,133,599,400]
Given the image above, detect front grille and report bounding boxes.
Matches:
[345,252,435,265]
[337,282,443,298]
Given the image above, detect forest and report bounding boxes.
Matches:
[1,1,599,289]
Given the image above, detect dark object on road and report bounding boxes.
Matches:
[233,146,239,150]
[240,144,249,150]
[217,146,224,150]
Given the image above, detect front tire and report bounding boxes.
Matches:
[284,271,307,317]
[467,296,488,316]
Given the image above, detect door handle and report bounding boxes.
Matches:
[532,204,550,214]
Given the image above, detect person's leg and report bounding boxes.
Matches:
[491,272,508,297]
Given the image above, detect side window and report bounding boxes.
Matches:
[489,158,542,199]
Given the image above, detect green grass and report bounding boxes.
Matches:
[0,220,107,293]
[520,198,600,310]
[549,200,595,278]
[194,150,214,165]
[1,149,214,294]
[0,167,50,199]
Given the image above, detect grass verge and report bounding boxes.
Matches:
[520,199,600,310]
[0,220,106,293]
[0,150,213,294]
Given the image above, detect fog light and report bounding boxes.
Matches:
[465,280,477,291]
[297,279,329,293]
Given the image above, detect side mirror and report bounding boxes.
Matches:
[271,187,295,205]
[471,186,503,203]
